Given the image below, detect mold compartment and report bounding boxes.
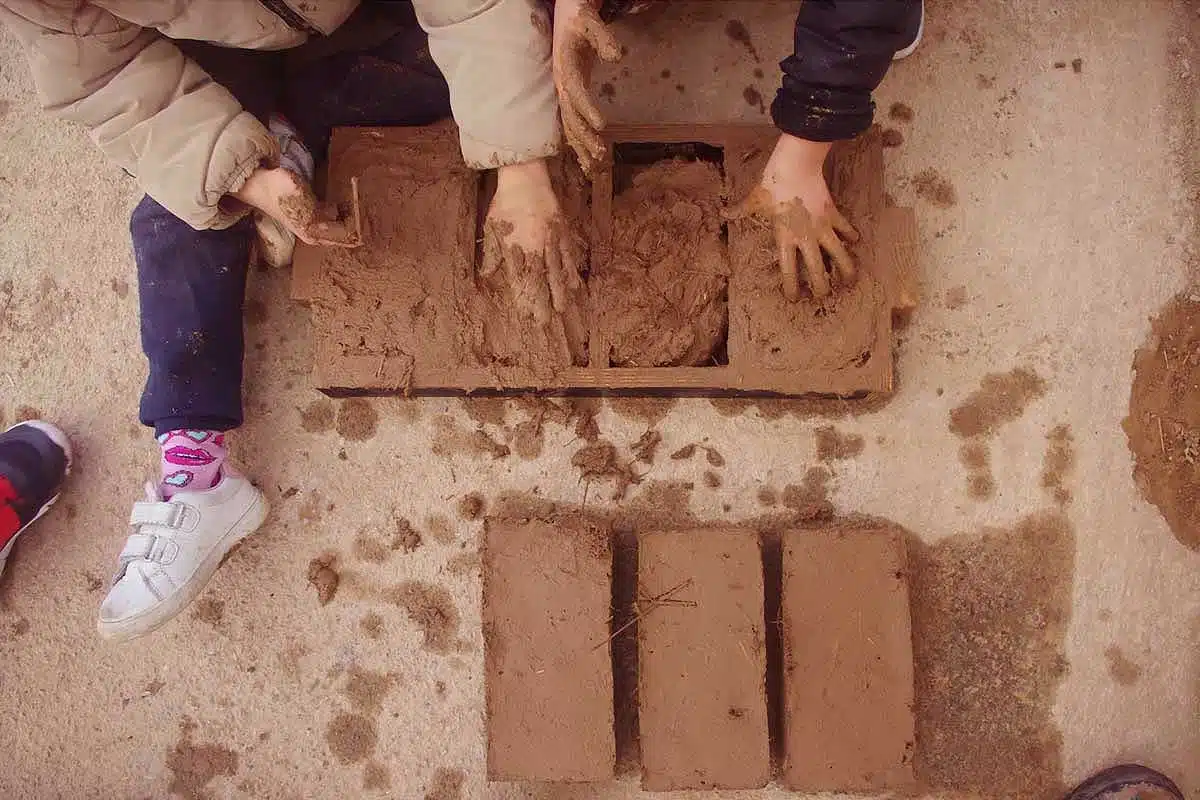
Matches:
[590,141,730,370]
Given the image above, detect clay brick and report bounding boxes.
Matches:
[483,518,614,782]
[781,527,915,791]
[638,530,769,790]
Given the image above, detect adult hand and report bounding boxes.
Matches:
[553,0,622,175]
[232,167,359,247]
[481,160,584,325]
[725,134,859,300]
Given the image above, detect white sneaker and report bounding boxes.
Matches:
[97,468,267,641]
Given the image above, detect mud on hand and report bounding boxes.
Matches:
[275,169,362,248]
[553,0,622,176]
[724,185,859,301]
[479,215,585,325]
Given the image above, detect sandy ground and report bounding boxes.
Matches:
[0,1,1196,798]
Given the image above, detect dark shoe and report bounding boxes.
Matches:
[1064,765,1184,800]
[894,0,925,60]
[0,421,71,575]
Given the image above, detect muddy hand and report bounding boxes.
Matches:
[553,0,622,175]
[545,217,585,313]
[724,136,859,301]
[481,222,554,324]
[481,161,584,324]
[235,167,360,248]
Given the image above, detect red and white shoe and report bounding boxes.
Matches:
[0,421,72,577]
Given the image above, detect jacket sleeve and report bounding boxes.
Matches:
[0,4,277,230]
[411,0,560,169]
[771,0,917,142]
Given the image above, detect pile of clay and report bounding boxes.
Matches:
[594,159,729,367]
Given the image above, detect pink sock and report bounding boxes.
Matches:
[157,429,227,498]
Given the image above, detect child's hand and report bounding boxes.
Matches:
[553,0,621,175]
[232,167,359,247]
[481,160,585,324]
[725,134,859,301]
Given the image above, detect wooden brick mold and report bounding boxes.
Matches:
[294,121,917,397]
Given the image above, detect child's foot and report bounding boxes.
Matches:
[97,467,267,641]
[893,0,924,60]
[0,421,72,577]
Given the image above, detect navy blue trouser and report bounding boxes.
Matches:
[135,5,449,436]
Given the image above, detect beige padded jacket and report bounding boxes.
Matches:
[0,0,559,230]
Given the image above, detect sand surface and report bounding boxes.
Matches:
[0,1,1196,797]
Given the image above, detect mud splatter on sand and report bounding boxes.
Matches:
[459,398,507,427]
[889,102,914,122]
[724,19,760,61]
[945,285,969,309]
[326,713,377,764]
[191,598,224,626]
[670,443,696,460]
[1103,645,1142,686]
[336,399,378,441]
[814,426,864,462]
[394,517,423,553]
[960,441,995,500]
[1041,424,1075,506]
[363,761,391,791]
[354,532,391,563]
[572,440,641,500]
[167,718,239,798]
[631,429,662,464]
[743,85,765,113]
[300,399,336,433]
[607,397,676,427]
[425,767,465,800]
[383,581,461,654]
[360,612,385,639]
[307,554,340,605]
[781,467,833,517]
[951,367,1048,501]
[910,512,1074,797]
[342,666,397,714]
[457,493,485,520]
[426,514,456,545]
[913,168,958,208]
[951,368,1048,437]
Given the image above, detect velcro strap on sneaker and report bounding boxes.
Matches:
[129,501,183,529]
[119,533,157,562]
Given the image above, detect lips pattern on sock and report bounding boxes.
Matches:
[158,430,227,498]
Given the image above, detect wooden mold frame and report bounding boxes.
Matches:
[292,122,917,397]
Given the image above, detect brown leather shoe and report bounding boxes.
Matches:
[1064,765,1184,800]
